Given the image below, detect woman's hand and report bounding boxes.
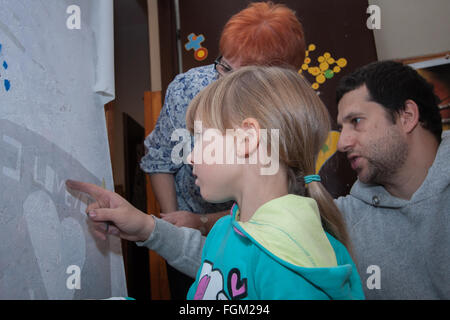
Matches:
[160,210,202,229]
[160,210,229,235]
[66,180,154,242]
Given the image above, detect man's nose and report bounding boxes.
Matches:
[337,129,354,153]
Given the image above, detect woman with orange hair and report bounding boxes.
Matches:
[219,2,305,70]
[139,2,306,298]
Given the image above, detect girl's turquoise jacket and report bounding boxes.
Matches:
[187,195,365,300]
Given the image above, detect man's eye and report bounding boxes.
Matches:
[351,118,361,125]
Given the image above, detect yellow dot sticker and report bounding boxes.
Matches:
[309,67,321,76]
[319,62,329,71]
[337,58,347,68]
[316,74,326,84]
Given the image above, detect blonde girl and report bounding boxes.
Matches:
[183,66,363,299]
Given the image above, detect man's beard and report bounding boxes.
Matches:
[357,128,408,185]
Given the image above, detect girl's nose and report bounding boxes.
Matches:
[186,151,194,165]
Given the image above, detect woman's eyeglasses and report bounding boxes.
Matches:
[214,55,233,75]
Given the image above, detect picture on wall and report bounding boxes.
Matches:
[408,55,450,131]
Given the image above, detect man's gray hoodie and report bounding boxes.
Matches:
[138,131,450,299]
[335,131,450,299]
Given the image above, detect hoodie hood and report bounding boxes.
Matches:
[232,194,364,300]
[235,194,337,268]
[349,131,450,208]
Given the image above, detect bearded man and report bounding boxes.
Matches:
[335,60,449,299]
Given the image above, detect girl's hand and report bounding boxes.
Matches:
[66,180,154,242]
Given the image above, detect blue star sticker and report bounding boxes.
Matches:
[185,33,205,51]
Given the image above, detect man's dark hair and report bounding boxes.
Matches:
[336,60,442,143]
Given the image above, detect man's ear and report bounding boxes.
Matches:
[236,118,260,158]
[399,99,420,134]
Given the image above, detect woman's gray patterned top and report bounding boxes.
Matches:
[140,64,233,213]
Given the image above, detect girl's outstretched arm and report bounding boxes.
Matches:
[65,179,154,242]
[136,217,205,278]
[66,179,205,278]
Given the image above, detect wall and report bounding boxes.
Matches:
[369,0,450,60]
[112,0,150,191]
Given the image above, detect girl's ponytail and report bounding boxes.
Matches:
[287,167,352,255]
[306,179,352,256]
